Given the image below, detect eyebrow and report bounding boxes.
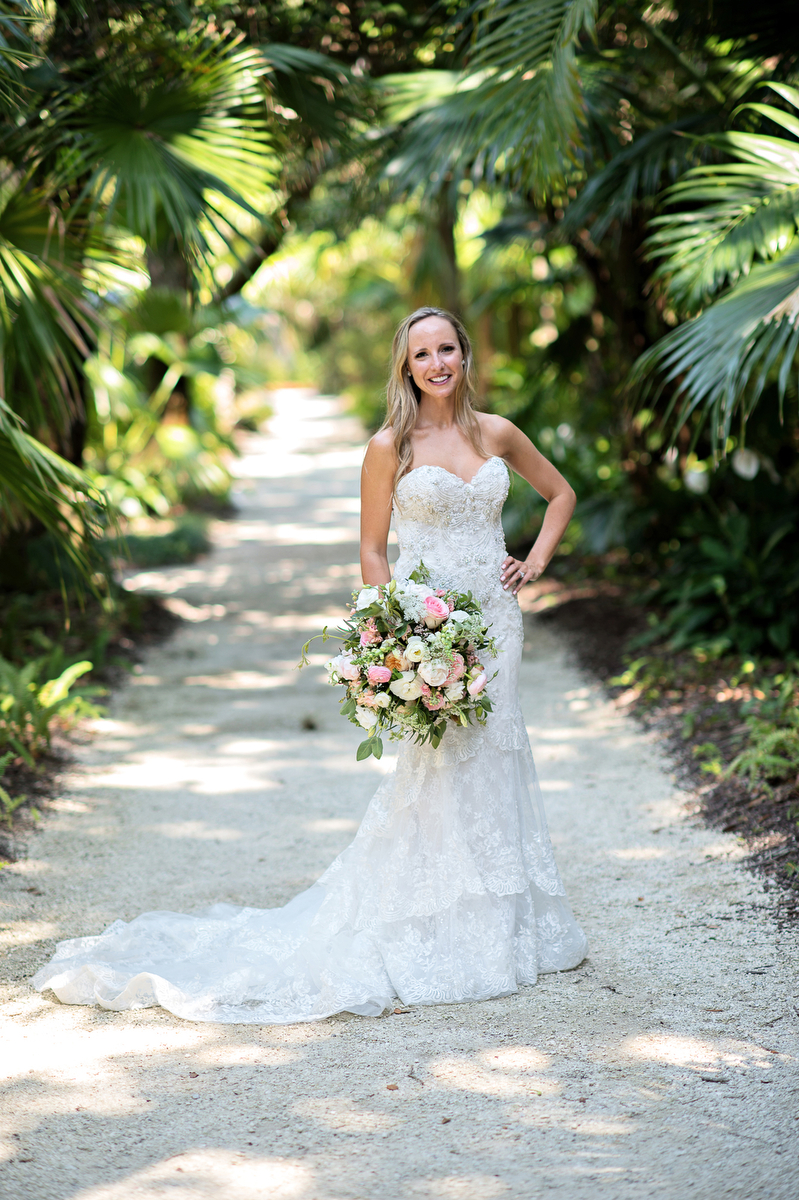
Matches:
[412,341,457,353]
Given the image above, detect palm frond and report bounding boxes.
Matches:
[0,177,100,439]
[647,85,799,309]
[387,0,597,200]
[0,0,38,115]
[562,114,715,242]
[0,396,109,585]
[630,242,799,451]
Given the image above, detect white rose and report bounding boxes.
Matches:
[355,586,380,610]
[354,706,378,729]
[404,636,426,662]
[449,610,470,623]
[389,670,424,701]
[419,659,450,687]
[445,680,465,702]
[374,692,392,708]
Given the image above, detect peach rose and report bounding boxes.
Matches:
[467,672,487,697]
[445,653,466,684]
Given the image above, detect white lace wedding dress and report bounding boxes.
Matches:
[33,456,587,1023]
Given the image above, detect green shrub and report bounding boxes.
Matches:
[634,503,799,656]
[0,656,104,766]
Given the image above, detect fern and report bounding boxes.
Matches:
[726,712,799,793]
[0,655,104,765]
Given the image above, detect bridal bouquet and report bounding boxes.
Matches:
[301,564,497,761]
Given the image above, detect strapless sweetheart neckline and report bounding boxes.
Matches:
[402,455,504,488]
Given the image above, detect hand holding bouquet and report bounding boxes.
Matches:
[301,564,497,760]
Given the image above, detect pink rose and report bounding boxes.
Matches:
[367,664,392,685]
[447,597,455,611]
[467,672,487,697]
[359,618,382,647]
[445,653,466,684]
[423,595,450,628]
[422,693,447,710]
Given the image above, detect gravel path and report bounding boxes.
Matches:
[1,391,797,1200]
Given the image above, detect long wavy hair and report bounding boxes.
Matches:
[382,306,486,498]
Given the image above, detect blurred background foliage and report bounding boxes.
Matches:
[2,0,799,779]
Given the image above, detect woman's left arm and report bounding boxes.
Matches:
[483,414,576,595]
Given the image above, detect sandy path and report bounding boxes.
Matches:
[1,391,797,1200]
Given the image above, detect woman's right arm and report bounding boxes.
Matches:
[360,432,396,586]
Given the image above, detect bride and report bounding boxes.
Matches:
[33,306,587,1023]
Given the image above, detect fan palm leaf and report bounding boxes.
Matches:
[56,34,276,268]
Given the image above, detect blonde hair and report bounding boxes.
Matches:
[382,306,485,498]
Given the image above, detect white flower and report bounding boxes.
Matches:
[389,670,424,701]
[444,680,465,702]
[354,706,378,729]
[374,692,392,708]
[404,636,426,662]
[419,659,450,687]
[449,610,470,623]
[395,582,433,622]
[355,586,380,610]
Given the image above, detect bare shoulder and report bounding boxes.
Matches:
[362,428,397,490]
[475,412,522,456]
[364,427,396,467]
[367,426,396,455]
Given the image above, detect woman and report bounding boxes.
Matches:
[33,307,586,1023]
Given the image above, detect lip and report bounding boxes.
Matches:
[427,374,452,385]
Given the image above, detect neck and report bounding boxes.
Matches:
[416,393,457,428]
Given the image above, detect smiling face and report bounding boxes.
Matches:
[406,316,464,402]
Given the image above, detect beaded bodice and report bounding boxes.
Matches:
[392,456,511,606]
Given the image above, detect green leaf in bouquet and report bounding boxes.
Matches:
[356,736,384,761]
[340,698,357,717]
[409,562,432,585]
